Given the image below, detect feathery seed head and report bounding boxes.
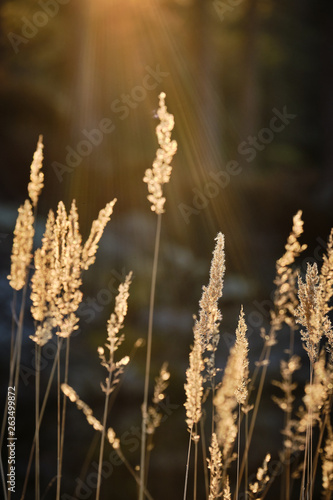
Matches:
[184,338,204,433]
[81,199,117,270]
[100,273,132,395]
[249,454,271,498]
[295,263,330,363]
[196,232,225,380]
[234,306,249,406]
[28,135,44,207]
[207,432,223,500]
[8,199,35,290]
[272,210,307,332]
[322,424,333,492]
[153,362,170,405]
[143,92,177,214]
[214,341,242,457]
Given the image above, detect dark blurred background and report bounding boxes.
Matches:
[0,0,332,498]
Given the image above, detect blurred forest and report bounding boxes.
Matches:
[0,0,333,499]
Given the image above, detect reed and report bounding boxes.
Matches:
[2,96,333,500]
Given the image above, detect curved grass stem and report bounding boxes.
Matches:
[139,213,162,500]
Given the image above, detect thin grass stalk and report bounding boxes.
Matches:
[194,423,198,500]
[200,417,209,500]
[8,281,30,500]
[307,366,314,500]
[76,339,143,491]
[41,476,57,500]
[311,394,332,496]
[144,434,153,488]
[236,405,241,500]
[0,454,7,500]
[21,339,63,500]
[236,343,272,496]
[0,292,18,497]
[183,424,194,500]
[96,345,114,500]
[245,411,248,500]
[309,368,313,500]
[285,327,295,500]
[35,344,41,500]
[116,448,155,500]
[56,337,61,500]
[13,280,28,400]
[211,380,215,436]
[299,365,313,500]
[139,212,162,500]
[9,292,17,373]
[56,337,70,500]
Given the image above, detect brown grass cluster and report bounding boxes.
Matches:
[2,95,333,500]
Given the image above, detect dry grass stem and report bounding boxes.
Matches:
[322,423,333,494]
[207,432,223,500]
[223,476,231,500]
[196,232,225,381]
[185,338,204,435]
[248,454,271,499]
[234,306,249,407]
[295,263,332,364]
[81,199,117,270]
[271,210,307,333]
[143,92,177,214]
[320,229,333,360]
[214,308,248,459]
[98,272,132,395]
[146,362,170,435]
[27,135,44,208]
[8,200,34,291]
[272,355,301,414]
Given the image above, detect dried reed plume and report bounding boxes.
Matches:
[272,355,301,414]
[248,453,271,499]
[28,135,44,208]
[284,351,333,457]
[146,362,170,435]
[223,476,231,500]
[8,199,34,291]
[143,92,177,214]
[196,232,225,380]
[184,336,204,434]
[322,423,333,493]
[271,210,307,332]
[302,350,332,428]
[234,306,249,407]
[30,199,117,343]
[295,263,332,364]
[320,229,333,359]
[214,308,249,457]
[184,232,225,439]
[98,272,132,395]
[320,229,333,308]
[61,383,119,448]
[207,432,223,500]
[81,198,117,270]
